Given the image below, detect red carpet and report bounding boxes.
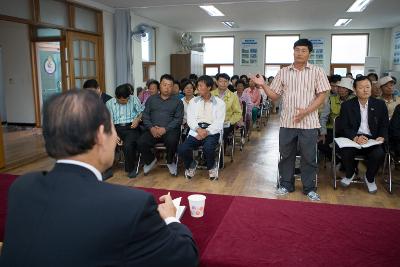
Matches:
[1,174,400,266]
[0,173,16,241]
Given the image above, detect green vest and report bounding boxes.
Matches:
[326,94,354,129]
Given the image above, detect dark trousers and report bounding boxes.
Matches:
[390,137,400,158]
[223,125,234,141]
[279,128,318,194]
[137,128,181,165]
[115,125,141,172]
[178,134,220,170]
[340,145,385,182]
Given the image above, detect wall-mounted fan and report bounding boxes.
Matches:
[131,23,153,42]
[180,32,205,52]
[180,32,193,52]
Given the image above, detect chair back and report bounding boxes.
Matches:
[241,101,247,121]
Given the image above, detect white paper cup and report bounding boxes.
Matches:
[188,194,206,218]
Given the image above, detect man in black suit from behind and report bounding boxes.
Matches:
[83,78,113,104]
[339,75,389,193]
[0,90,199,267]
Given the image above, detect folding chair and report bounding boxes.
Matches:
[224,126,235,163]
[135,129,182,177]
[382,144,394,193]
[195,130,224,180]
[114,142,125,166]
[234,101,247,151]
[332,116,365,189]
[259,97,271,127]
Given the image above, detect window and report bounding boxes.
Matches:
[74,6,98,33]
[264,35,299,78]
[141,27,156,81]
[203,36,234,77]
[39,0,68,27]
[330,34,368,76]
[0,0,31,20]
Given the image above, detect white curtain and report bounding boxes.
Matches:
[114,9,133,85]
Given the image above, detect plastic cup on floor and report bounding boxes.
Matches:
[188,194,206,218]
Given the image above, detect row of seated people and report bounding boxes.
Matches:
[90,72,270,180]
[317,75,399,193]
[138,73,269,130]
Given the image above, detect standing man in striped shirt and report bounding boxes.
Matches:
[106,83,144,178]
[253,39,330,201]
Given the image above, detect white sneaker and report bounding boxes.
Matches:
[365,176,377,194]
[340,173,356,187]
[184,160,198,179]
[307,191,321,201]
[143,158,157,175]
[167,163,177,176]
[274,187,289,196]
[209,166,219,181]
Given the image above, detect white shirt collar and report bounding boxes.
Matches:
[56,159,103,181]
[358,100,368,109]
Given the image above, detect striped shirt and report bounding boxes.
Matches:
[106,96,144,125]
[270,63,330,129]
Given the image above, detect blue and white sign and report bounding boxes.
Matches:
[394,32,400,65]
[240,39,258,65]
[308,38,325,68]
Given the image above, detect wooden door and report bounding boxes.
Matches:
[66,31,104,90]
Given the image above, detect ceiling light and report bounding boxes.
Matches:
[199,5,225,16]
[334,18,352,27]
[347,0,374,12]
[221,21,239,28]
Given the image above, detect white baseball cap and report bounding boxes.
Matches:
[336,77,354,91]
[378,76,395,87]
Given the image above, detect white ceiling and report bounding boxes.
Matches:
[87,0,400,32]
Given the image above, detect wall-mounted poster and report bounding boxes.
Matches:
[308,38,325,68]
[394,32,400,65]
[240,39,258,65]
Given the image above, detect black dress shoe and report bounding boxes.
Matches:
[102,169,113,180]
[128,170,137,178]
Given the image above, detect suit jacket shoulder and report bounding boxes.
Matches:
[1,164,198,267]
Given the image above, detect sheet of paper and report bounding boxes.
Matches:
[334,137,360,149]
[172,197,186,220]
[360,139,383,148]
[334,137,383,149]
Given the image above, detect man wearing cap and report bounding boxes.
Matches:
[319,77,355,160]
[378,76,398,118]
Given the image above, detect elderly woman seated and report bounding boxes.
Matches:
[140,79,159,105]
[319,77,354,160]
[338,76,389,193]
[235,80,253,132]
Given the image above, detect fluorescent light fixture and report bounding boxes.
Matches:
[347,0,373,12]
[199,5,225,16]
[334,18,352,27]
[221,21,239,28]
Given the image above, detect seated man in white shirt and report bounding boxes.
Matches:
[178,75,226,181]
